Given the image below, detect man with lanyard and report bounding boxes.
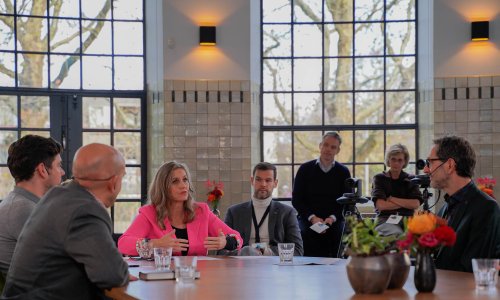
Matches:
[423,135,500,272]
[292,131,351,257]
[225,162,303,256]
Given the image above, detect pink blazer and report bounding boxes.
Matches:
[118,202,242,256]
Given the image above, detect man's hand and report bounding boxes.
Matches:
[324,216,336,226]
[310,216,324,225]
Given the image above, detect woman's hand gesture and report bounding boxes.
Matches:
[203,229,226,250]
[155,229,189,252]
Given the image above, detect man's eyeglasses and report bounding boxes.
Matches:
[425,158,447,168]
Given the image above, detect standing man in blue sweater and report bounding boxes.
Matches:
[292,132,351,257]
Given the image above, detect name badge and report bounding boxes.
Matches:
[386,215,403,224]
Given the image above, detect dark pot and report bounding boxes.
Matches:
[346,255,392,294]
[385,252,411,289]
[414,249,436,293]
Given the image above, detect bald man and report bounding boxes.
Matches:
[2,144,131,300]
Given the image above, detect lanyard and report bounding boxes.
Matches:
[251,203,271,243]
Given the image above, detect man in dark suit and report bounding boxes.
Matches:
[225,162,303,256]
[424,135,500,272]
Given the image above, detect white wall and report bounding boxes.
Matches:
[163,0,252,81]
[434,0,500,77]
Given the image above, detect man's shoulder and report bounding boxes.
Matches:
[227,201,251,212]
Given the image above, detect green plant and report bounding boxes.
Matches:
[343,216,395,256]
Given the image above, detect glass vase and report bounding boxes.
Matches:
[211,207,221,219]
[414,248,436,293]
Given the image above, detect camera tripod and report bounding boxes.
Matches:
[336,202,363,258]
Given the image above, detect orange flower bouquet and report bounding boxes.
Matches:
[476,176,496,198]
[397,212,456,254]
[205,180,224,212]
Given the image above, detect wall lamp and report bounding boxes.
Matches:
[471,21,489,41]
[199,26,216,46]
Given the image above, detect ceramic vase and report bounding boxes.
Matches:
[414,249,436,293]
[385,252,411,289]
[346,255,392,294]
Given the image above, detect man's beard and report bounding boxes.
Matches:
[254,189,271,199]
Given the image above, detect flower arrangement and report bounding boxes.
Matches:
[397,212,456,255]
[205,180,224,211]
[476,176,496,198]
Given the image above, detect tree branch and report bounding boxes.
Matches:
[0,61,15,79]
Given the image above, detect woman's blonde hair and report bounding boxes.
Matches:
[148,161,196,229]
[385,143,410,169]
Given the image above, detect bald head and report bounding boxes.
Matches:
[72,143,125,182]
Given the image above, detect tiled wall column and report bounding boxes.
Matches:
[161,80,260,214]
[433,75,500,202]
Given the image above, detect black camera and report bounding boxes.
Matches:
[337,178,369,205]
[410,174,431,187]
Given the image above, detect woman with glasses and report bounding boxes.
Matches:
[118,161,242,256]
[371,144,423,236]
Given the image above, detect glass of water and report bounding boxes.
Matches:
[278,243,295,265]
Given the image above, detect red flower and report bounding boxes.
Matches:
[397,232,413,250]
[418,232,439,248]
[434,225,456,246]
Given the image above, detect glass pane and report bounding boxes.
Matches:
[114,21,143,55]
[113,201,140,233]
[294,93,321,125]
[83,131,111,145]
[0,95,17,127]
[355,0,383,21]
[0,131,17,164]
[386,129,416,162]
[355,92,383,125]
[324,58,352,91]
[51,0,80,17]
[263,0,291,23]
[119,166,141,199]
[263,131,291,164]
[386,22,415,55]
[263,59,291,92]
[115,132,141,164]
[355,130,384,163]
[294,25,322,57]
[294,131,322,163]
[355,23,383,56]
[114,57,144,90]
[114,98,141,129]
[20,130,49,137]
[0,1,14,14]
[275,165,292,198]
[324,93,353,125]
[324,24,353,57]
[82,56,112,89]
[324,0,353,22]
[294,0,321,22]
[17,1,46,16]
[386,91,415,124]
[20,96,50,128]
[387,0,415,20]
[49,18,80,53]
[263,25,291,58]
[355,57,383,90]
[354,164,385,196]
[82,97,111,129]
[82,0,111,19]
[386,56,415,90]
[263,93,292,126]
[0,17,15,50]
[17,53,48,88]
[113,0,143,20]
[82,20,111,54]
[0,53,15,87]
[0,167,15,199]
[336,131,353,163]
[294,59,322,91]
[50,54,80,89]
[16,17,48,51]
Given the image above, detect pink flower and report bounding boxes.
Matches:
[418,232,439,248]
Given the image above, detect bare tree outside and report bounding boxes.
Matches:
[262,0,417,197]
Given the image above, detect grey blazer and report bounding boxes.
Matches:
[225,200,304,256]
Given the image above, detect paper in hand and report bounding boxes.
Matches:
[310,222,329,233]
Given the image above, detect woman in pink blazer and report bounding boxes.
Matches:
[118,161,242,256]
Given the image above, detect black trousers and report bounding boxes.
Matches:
[299,219,344,258]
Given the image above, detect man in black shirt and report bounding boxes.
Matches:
[423,135,500,272]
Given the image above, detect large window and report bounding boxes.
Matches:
[0,0,145,233]
[262,0,417,198]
